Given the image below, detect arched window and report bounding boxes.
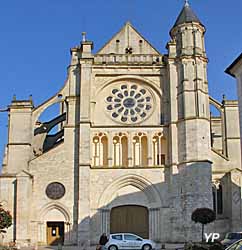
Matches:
[113,136,120,166]
[92,133,108,166]
[121,136,128,166]
[152,134,166,165]
[133,133,148,166]
[141,136,148,166]
[212,183,223,215]
[113,134,128,167]
[101,136,108,166]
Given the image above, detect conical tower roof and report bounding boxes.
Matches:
[173,1,203,28]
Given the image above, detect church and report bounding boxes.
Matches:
[0,2,241,248]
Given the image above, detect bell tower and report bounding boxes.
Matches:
[167,1,213,241]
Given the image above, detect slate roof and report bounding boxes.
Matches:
[173,2,203,28]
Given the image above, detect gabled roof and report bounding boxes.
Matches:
[173,2,203,29]
[96,22,160,55]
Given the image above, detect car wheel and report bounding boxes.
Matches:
[142,244,152,250]
[108,245,118,250]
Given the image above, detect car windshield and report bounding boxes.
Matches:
[226,233,242,240]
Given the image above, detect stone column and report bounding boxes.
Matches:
[107,132,113,167]
[43,223,47,245]
[149,208,160,241]
[64,222,71,245]
[100,209,109,234]
[37,222,45,244]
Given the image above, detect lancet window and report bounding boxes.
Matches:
[152,133,166,165]
[133,133,148,166]
[113,133,128,167]
[91,132,166,168]
[92,133,108,166]
[212,183,223,215]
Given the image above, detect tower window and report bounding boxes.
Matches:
[212,183,223,215]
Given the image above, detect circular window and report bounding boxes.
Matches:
[106,84,153,124]
[46,182,65,200]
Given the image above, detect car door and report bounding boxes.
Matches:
[123,234,143,249]
[111,234,124,249]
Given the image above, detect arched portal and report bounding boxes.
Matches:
[98,174,162,241]
[110,205,149,238]
[39,203,71,246]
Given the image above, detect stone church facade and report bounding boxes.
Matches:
[0,2,242,248]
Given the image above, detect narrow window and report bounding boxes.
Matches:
[212,183,223,216]
[217,184,223,214]
[113,136,120,167]
[133,134,148,166]
[92,134,108,166]
[133,136,140,166]
[121,136,128,167]
[141,136,148,166]
[153,136,166,165]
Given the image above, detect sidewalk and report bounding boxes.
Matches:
[19,243,185,250]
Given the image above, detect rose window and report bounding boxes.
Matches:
[106,84,153,124]
[46,182,65,200]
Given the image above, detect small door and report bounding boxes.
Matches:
[47,222,64,245]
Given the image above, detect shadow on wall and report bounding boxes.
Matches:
[213,172,242,237]
[37,162,218,248]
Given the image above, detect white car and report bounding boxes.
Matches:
[105,233,156,250]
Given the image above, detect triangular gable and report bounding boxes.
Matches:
[96,22,160,55]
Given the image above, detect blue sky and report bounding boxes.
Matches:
[0,0,241,166]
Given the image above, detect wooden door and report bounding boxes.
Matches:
[110,205,149,238]
[47,222,64,245]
